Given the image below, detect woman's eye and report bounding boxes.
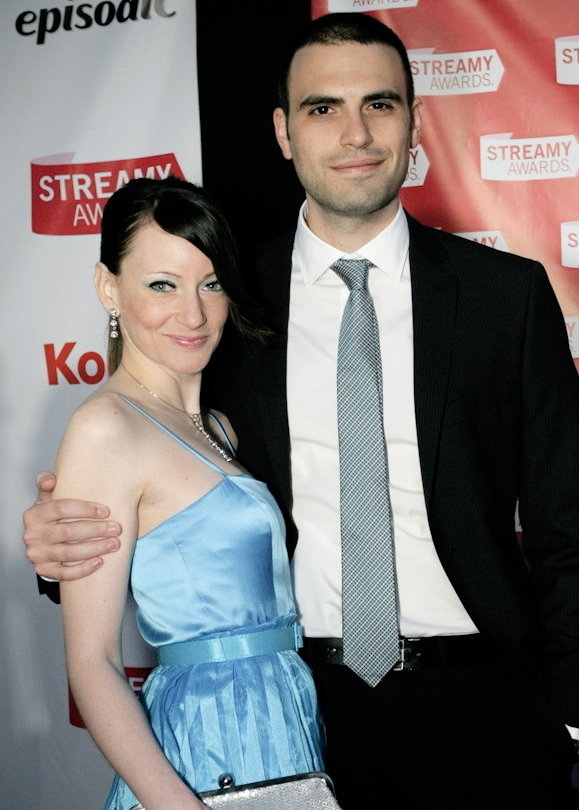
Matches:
[149,281,175,292]
[203,279,223,292]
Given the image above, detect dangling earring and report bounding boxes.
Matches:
[109,308,119,339]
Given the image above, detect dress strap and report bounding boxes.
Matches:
[157,623,304,666]
[118,395,226,477]
[206,411,236,456]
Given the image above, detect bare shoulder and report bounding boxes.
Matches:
[207,408,238,449]
[57,391,143,459]
[53,391,148,506]
[67,390,134,433]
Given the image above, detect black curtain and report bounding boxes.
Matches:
[196,0,311,261]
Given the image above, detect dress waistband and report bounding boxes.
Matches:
[157,623,304,666]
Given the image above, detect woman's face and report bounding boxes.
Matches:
[99,220,229,377]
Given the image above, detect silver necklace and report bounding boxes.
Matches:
[121,365,233,463]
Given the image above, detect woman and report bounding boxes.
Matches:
[54,177,324,810]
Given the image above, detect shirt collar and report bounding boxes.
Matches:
[294,199,410,286]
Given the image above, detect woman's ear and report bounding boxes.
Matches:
[94,261,119,312]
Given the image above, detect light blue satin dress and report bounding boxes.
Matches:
[104,401,324,809]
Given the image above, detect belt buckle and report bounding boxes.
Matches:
[392,637,422,672]
[293,623,304,650]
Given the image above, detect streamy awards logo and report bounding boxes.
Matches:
[566,317,578,364]
[31,152,184,235]
[403,145,429,187]
[480,133,579,181]
[555,36,579,84]
[410,49,504,95]
[561,221,579,268]
[328,0,418,10]
[454,230,508,251]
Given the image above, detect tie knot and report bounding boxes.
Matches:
[331,258,373,291]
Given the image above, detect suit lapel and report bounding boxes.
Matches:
[408,215,458,510]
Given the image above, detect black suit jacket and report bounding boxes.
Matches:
[205,213,579,727]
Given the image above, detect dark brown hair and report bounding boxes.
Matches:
[277,12,415,116]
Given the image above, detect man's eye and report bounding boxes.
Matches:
[311,105,332,116]
[368,101,394,111]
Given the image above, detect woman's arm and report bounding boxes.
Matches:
[56,396,205,810]
[23,470,121,583]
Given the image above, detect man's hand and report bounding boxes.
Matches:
[22,471,121,581]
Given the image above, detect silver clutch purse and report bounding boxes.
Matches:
[129,771,341,810]
[198,772,341,810]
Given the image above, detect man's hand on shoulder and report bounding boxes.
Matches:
[22,471,122,581]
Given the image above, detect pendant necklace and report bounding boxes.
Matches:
[120,365,233,463]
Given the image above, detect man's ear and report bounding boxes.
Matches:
[94,261,119,313]
[273,107,292,160]
[410,97,423,149]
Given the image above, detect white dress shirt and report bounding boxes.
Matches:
[287,201,478,639]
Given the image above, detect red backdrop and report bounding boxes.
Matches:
[312,0,579,367]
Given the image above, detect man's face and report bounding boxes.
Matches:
[274,41,422,234]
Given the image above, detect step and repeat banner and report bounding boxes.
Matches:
[1,0,577,807]
[1,1,201,807]
[313,0,579,369]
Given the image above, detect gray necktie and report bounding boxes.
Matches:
[332,258,399,686]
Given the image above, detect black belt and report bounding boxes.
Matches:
[301,634,493,672]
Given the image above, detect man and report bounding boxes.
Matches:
[23,13,579,809]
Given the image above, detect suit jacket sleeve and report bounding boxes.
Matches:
[37,574,60,604]
[517,262,579,724]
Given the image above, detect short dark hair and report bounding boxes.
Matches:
[278,12,415,116]
[100,176,262,373]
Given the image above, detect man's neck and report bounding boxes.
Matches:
[304,197,400,253]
